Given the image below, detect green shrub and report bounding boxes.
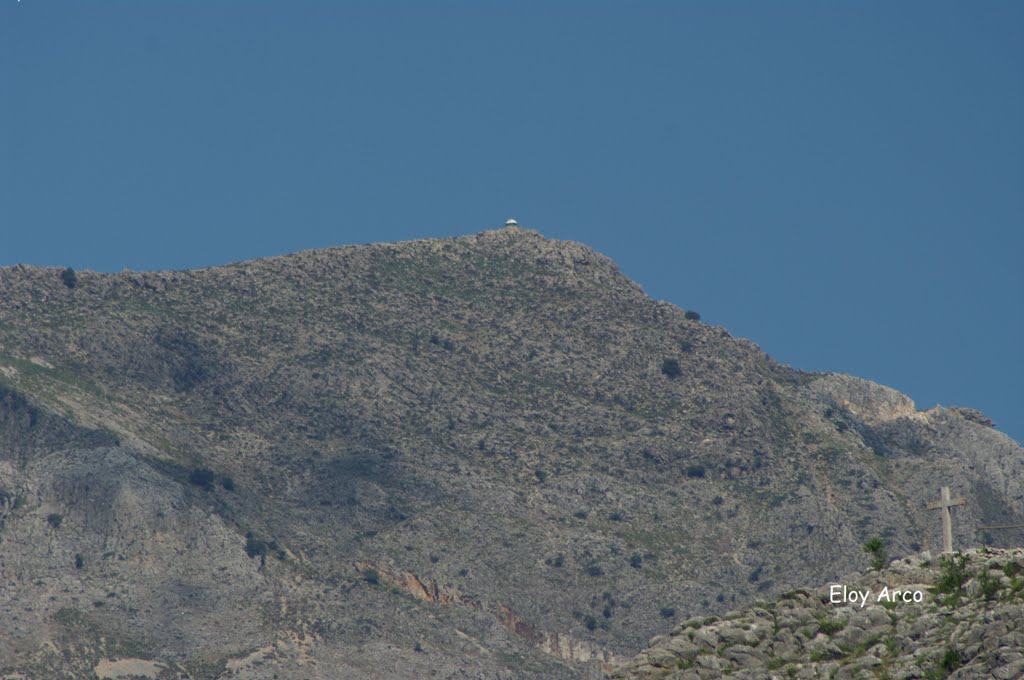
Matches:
[863,537,887,570]
[939,646,962,672]
[584,615,597,631]
[684,310,701,321]
[660,607,676,618]
[585,564,603,577]
[817,617,846,635]
[935,553,970,594]
[977,569,1001,600]
[47,513,63,529]
[60,267,77,289]
[245,532,268,559]
[364,569,380,585]
[630,553,643,569]
[221,476,235,491]
[74,554,84,569]
[685,465,705,479]
[661,358,682,378]
[189,468,216,488]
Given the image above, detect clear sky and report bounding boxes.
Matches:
[2,2,1022,443]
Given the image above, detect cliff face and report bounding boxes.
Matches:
[613,548,1024,679]
[0,227,1021,678]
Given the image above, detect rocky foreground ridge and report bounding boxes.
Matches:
[1,227,1023,678]
[614,548,1024,679]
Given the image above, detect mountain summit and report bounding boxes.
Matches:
[1,229,1021,678]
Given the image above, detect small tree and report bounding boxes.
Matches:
[935,553,971,593]
[60,267,77,289]
[245,532,268,559]
[863,537,887,570]
[684,310,701,321]
[661,358,682,379]
[189,468,216,488]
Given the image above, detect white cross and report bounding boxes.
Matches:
[927,486,965,554]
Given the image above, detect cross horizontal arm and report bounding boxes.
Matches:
[927,497,965,510]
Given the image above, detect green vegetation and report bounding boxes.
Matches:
[188,468,216,488]
[684,310,701,321]
[934,553,970,594]
[816,617,846,635]
[863,537,887,570]
[661,358,681,379]
[923,647,962,679]
[244,531,285,561]
[60,267,77,289]
[244,532,268,559]
[46,513,63,529]
[685,465,705,478]
[977,569,1002,600]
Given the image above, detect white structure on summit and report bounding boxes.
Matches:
[505,218,518,227]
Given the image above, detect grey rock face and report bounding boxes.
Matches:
[1,229,1021,678]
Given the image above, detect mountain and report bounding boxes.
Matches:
[1,227,1021,678]
[613,547,1024,679]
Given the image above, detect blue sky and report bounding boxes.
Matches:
[2,2,1022,442]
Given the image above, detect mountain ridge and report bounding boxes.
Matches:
[1,227,1021,678]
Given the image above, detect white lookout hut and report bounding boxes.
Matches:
[505,218,518,227]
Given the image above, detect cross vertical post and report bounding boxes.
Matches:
[926,486,966,553]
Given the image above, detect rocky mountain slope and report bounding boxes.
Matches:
[1,227,1022,678]
[613,548,1024,679]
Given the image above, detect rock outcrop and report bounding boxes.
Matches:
[614,548,1024,679]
